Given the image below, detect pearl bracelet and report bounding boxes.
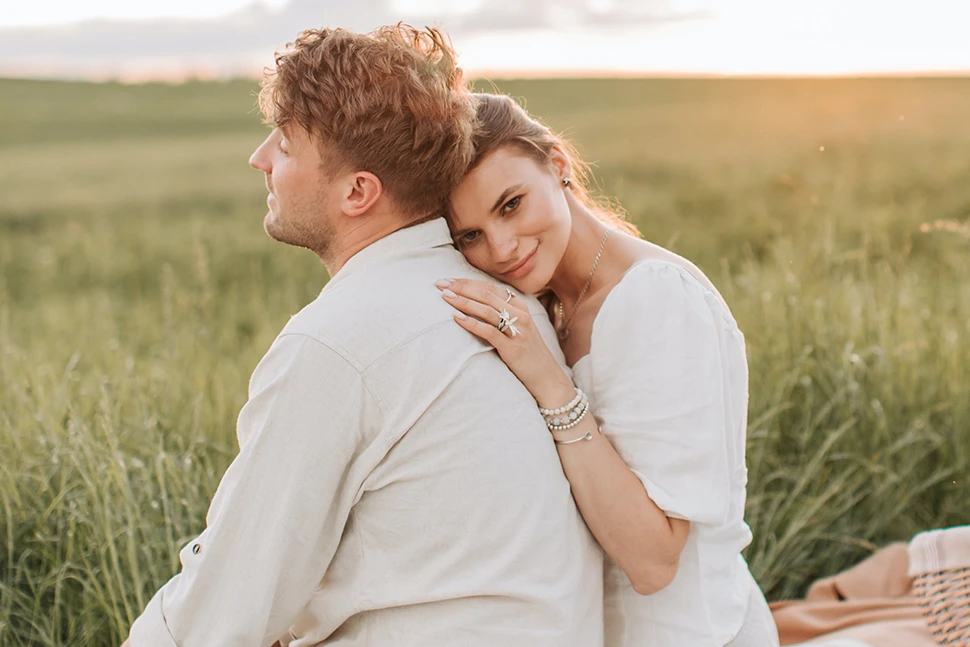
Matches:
[539,387,583,416]
[546,399,590,432]
[542,392,588,426]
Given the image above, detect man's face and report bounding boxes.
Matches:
[249,125,339,257]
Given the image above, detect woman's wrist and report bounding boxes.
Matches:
[533,377,579,411]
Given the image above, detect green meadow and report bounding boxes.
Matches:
[1,75,969,645]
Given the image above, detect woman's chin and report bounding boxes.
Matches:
[469,259,551,296]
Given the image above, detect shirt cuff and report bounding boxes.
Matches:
[128,578,180,647]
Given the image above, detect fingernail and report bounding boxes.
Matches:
[435,279,452,289]
[442,289,457,298]
[455,312,466,320]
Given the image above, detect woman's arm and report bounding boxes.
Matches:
[439,278,690,594]
[537,382,690,595]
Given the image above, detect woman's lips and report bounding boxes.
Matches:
[502,246,538,280]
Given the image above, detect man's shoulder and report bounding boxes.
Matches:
[277,254,472,368]
[276,293,367,367]
[275,251,562,371]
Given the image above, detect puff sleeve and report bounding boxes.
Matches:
[586,261,745,527]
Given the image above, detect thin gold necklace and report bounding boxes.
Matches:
[556,228,613,340]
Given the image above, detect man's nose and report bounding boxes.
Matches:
[249,140,270,172]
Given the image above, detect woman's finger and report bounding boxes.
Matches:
[441,288,502,326]
[453,311,508,349]
[437,278,521,315]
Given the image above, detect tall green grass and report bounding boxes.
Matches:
[1,76,969,645]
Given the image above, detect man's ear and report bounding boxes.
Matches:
[549,145,572,183]
[342,171,383,218]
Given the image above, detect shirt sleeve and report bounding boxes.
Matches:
[589,262,736,526]
[129,333,382,647]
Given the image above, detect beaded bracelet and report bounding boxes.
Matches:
[539,387,583,416]
[546,399,590,432]
[542,392,588,427]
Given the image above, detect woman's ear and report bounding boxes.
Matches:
[341,171,383,218]
[549,145,572,183]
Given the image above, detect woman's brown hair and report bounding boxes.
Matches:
[463,93,640,237]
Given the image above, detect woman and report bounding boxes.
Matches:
[436,93,779,646]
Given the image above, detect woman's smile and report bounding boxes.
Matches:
[501,245,539,280]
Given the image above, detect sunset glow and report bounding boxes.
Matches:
[457,0,970,76]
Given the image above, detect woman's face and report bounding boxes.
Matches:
[449,146,572,294]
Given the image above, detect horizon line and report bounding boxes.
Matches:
[2,68,970,85]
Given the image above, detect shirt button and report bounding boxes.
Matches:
[192,543,202,555]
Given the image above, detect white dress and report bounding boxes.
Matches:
[570,259,779,647]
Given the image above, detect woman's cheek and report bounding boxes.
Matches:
[468,249,492,275]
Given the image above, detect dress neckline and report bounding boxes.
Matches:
[564,258,660,372]
[564,257,731,373]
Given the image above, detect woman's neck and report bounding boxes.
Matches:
[547,200,615,311]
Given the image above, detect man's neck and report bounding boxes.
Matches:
[322,213,420,276]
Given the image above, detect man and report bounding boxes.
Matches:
[124,25,603,647]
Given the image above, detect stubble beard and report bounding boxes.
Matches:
[263,185,338,264]
[264,206,337,265]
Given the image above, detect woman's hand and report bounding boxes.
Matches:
[438,278,691,593]
[436,278,575,408]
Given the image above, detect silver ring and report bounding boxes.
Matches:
[496,309,520,337]
[504,288,514,303]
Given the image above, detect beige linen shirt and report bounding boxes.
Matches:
[129,218,604,647]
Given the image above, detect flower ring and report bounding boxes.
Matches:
[496,309,520,337]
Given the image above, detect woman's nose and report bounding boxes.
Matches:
[489,234,518,263]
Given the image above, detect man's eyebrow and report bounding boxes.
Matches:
[491,184,524,214]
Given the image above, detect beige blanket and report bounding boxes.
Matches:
[770,525,970,647]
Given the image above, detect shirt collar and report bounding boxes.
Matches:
[326,218,455,288]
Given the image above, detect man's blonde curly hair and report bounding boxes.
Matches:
[259,24,476,220]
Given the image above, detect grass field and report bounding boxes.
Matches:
[1,75,969,645]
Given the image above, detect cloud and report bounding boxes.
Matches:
[0,0,702,79]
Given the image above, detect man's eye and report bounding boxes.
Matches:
[502,196,521,213]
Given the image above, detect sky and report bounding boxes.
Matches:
[1,0,286,25]
[1,0,969,77]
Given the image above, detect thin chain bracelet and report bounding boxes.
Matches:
[539,388,583,416]
[547,400,590,432]
[555,431,594,445]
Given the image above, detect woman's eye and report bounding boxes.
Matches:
[502,196,521,214]
[458,231,481,246]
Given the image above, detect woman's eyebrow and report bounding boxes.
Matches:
[451,184,527,239]
[491,184,524,213]
[451,225,472,239]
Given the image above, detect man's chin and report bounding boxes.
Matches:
[263,212,329,257]
[263,212,291,244]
